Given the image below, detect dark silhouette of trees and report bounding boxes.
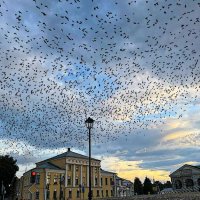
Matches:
[134,177,143,195]
[163,180,172,188]
[153,180,164,193]
[0,155,19,198]
[134,176,172,195]
[143,177,153,194]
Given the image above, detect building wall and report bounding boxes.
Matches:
[101,173,115,198]
[18,153,132,200]
[19,159,116,199]
[170,165,200,192]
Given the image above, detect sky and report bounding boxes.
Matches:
[0,0,200,182]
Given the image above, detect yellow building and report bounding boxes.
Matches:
[18,148,116,200]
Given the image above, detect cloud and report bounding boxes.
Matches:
[101,156,170,182]
[0,0,200,181]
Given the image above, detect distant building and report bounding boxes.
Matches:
[18,148,133,200]
[170,164,200,192]
[115,176,134,197]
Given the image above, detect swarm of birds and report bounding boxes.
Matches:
[0,0,199,162]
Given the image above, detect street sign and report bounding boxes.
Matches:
[28,183,37,194]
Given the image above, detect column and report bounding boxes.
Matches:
[44,169,47,200]
[87,166,89,187]
[65,164,68,187]
[99,168,101,187]
[93,167,95,187]
[73,164,76,187]
[80,165,83,185]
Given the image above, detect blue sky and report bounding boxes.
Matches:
[0,0,200,182]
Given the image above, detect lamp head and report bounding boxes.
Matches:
[85,117,94,129]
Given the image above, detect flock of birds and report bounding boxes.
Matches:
[0,0,199,163]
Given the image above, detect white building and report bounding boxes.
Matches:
[115,176,134,197]
[170,164,200,192]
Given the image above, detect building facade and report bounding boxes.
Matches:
[115,176,134,197]
[18,148,132,200]
[170,164,200,192]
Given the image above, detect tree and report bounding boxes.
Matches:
[0,155,19,197]
[9,176,20,200]
[134,177,143,195]
[143,177,153,194]
[153,181,164,194]
[163,181,172,188]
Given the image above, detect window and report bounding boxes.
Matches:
[111,190,113,196]
[60,190,64,198]
[76,178,79,185]
[97,190,99,197]
[35,191,39,199]
[101,177,103,185]
[47,191,50,199]
[53,190,57,199]
[35,173,40,184]
[101,190,104,197]
[106,190,108,197]
[95,177,98,186]
[54,174,58,184]
[185,179,194,188]
[68,164,71,171]
[68,176,71,185]
[175,180,182,189]
[77,190,80,198]
[47,173,51,184]
[46,184,50,190]
[105,178,108,185]
[60,174,65,185]
[69,191,72,198]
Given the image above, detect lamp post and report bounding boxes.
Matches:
[85,117,94,200]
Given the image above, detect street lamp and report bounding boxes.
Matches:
[85,117,94,200]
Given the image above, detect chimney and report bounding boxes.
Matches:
[68,148,70,152]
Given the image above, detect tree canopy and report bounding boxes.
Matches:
[143,177,153,194]
[163,181,172,188]
[0,155,19,197]
[133,176,172,195]
[134,177,143,195]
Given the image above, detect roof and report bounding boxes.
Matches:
[37,162,64,170]
[23,162,64,177]
[100,169,116,175]
[116,176,133,183]
[170,164,200,177]
[36,148,100,165]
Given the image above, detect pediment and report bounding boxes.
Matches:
[170,164,200,177]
